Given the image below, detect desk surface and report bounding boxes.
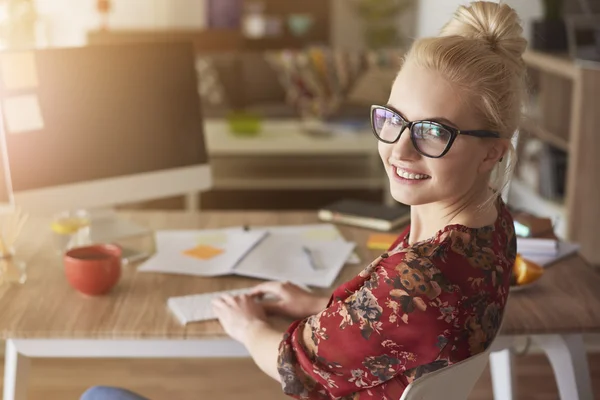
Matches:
[204,119,377,156]
[2,211,600,340]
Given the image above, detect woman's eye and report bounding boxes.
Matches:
[428,127,442,137]
[391,115,402,125]
[424,126,448,139]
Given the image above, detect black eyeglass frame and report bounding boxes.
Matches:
[370,104,501,158]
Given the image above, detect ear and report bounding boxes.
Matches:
[479,139,509,174]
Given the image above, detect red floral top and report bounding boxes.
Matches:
[277,198,516,399]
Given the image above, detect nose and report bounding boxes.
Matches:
[391,127,420,160]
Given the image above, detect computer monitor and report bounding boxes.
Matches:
[0,42,212,217]
[0,112,14,213]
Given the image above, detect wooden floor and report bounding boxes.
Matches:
[0,353,599,400]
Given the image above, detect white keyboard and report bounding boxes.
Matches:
[167,288,253,325]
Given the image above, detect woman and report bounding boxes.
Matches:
[81,1,523,399]
[212,2,522,398]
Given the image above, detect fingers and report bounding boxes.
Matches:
[211,294,236,310]
[213,293,255,309]
[220,294,238,307]
[261,300,284,315]
[249,281,287,297]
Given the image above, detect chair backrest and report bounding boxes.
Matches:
[400,346,492,400]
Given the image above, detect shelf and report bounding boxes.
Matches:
[205,120,377,156]
[213,177,385,190]
[521,118,570,152]
[523,50,577,80]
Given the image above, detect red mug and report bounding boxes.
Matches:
[64,244,122,296]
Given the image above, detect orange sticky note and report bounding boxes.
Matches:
[367,234,399,250]
[182,245,224,260]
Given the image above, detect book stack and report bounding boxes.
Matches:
[318,199,410,231]
[517,237,579,267]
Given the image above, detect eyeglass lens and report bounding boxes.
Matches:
[372,107,452,157]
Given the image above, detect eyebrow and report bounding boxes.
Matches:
[385,104,460,129]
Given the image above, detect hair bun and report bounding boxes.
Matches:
[440,1,527,68]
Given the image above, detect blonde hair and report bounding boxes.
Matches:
[404,1,528,201]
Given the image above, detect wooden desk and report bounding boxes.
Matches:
[204,119,386,192]
[1,211,598,400]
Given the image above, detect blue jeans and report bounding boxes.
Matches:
[80,386,149,400]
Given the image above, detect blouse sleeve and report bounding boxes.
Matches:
[277,253,461,399]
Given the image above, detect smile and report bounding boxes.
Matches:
[393,166,430,180]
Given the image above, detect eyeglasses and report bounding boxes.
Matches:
[370,105,500,158]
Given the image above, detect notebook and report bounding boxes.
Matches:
[521,241,580,267]
[138,224,357,288]
[517,237,558,255]
[318,199,410,231]
[137,227,269,277]
[232,232,355,288]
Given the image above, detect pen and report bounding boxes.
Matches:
[302,246,320,270]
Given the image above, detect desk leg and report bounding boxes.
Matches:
[532,334,594,400]
[3,339,30,400]
[489,348,516,400]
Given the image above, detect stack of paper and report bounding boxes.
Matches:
[517,237,579,267]
[137,224,357,288]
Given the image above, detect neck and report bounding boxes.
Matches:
[408,184,498,245]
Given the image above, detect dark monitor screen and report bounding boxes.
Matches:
[0,118,12,207]
[0,42,207,193]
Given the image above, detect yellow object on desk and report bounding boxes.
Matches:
[513,254,545,286]
[367,233,399,250]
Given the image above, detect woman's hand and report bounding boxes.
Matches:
[250,281,330,319]
[212,294,269,345]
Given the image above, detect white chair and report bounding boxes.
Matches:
[400,346,492,400]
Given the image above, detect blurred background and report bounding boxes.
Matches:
[0,0,599,243]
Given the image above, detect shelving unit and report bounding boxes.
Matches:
[520,118,569,152]
[87,0,331,52]
[509,50,600,264]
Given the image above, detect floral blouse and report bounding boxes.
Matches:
[277,198,516,399]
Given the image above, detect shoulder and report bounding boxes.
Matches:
[376,246,462,304]
[378,226,511,297]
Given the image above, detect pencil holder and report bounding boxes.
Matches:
[0,247,26,285]
[0,207,29,285]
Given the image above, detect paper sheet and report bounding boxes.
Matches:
[521,241,580,267]
[1,52,38,90]
[2,94,44,134]
[233,226,356,288]
[137,228,268,277]
[517,237,558,255]
[261,223,361,264]
[139,224,357,288]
